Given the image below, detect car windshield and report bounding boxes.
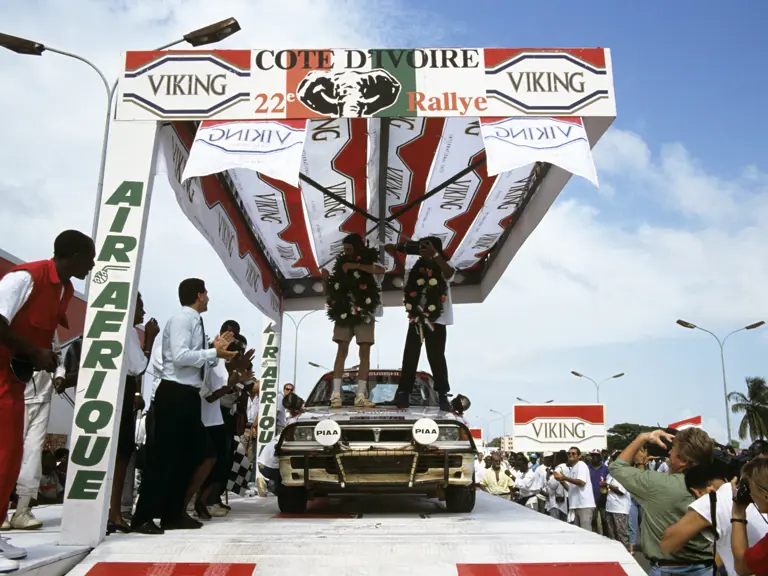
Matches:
[305,371,437,407]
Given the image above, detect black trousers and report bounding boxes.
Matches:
[201,424,228,496]
[132,380,208,527]
[399,323,449,395]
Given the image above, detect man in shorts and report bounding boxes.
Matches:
[322,233,384,409]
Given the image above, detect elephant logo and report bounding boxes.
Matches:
[296,69,402,117]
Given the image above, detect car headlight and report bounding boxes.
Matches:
[294,427,315,442]
[438,427,460,441]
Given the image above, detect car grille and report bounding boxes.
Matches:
[343,429,412,443]
[289,454,463,475]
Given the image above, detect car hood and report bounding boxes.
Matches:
[288,406,468,425]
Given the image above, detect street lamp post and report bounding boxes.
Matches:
[0,17,241,297]
[284,309,320,387]
[676,319,765,445]
[490,409,513,438]
[570,371,625,403]
[516,397,554,404]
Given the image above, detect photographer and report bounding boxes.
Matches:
[386,237,454,411]
[661,460,768,576]
[732,457,768,575]
[609,428,715,575]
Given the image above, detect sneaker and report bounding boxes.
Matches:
[395,391,410,409]
[0,537,26,560]
[354,396,375,408]
[210,504,228,518]
[0,556,19,573]
[10,510,42,531]
[256,478,268,498]
[0,519,9,532]
[330,394,342,408]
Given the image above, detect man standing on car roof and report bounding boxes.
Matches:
[386,237,455,411]
[322,233,385,409]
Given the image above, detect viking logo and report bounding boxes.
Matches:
[297,69,402,117]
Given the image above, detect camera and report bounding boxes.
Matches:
[396,240,425,255]
[734,476,753,506]
[646,427,678,458]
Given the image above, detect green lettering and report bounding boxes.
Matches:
[67,470,106,500]
[84,371,107,399]
[71,435,110,467]
[87,310,126,339]
[106,180,143,207]
[258,418,275,433]
[263,347,279,360]
[74,400,114,434]
[97,235,137,263]
[110,206,131,233]
[82,340,122,370]
[91,282,130,310]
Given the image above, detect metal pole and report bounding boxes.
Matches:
[719,340,732,445]
[377,118,390,261]
[285,310,319,388]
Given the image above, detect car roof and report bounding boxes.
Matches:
[319,369,433,380]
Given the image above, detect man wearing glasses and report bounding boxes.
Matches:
[554,447,596,530]
[276,383,294,435]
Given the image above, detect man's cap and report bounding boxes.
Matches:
[543,451,554,457]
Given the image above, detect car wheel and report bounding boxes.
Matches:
[277,486,308,514]
[445,485,476,513]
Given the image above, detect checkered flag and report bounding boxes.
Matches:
[227,437,252,496]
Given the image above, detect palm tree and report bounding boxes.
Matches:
[728,377,768,442]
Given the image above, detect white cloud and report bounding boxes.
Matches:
[1,2,766,435]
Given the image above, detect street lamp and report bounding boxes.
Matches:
[516,397,554,404]
[490,409,513,437]
[284,309,320,387]
[0,17,241,297]
[570,371,625,403]
[676,318,765,445]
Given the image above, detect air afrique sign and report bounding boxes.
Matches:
[256,319,281,457]
[67,181,145,501]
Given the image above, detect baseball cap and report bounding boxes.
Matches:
[543,451,554,457]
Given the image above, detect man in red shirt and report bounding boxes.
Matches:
[0,230,94,571]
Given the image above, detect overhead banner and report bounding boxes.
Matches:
[256,317,282,462]
[182,119,307,186]
[512,404,607,453]
[159,124,282,321]
[450,164,535,270]
[480,117,598,186]
[117,48,615,121]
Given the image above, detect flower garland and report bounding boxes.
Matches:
[403,259,447,338]
[326,246,381,326]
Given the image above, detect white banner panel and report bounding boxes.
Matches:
[61,120,160,547]
[256,316,282,462]
[513,404,607,453]
[450,164,534,270]
[481,117,598,186]
[182,119,307,187]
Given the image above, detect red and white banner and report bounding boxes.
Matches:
[450,164,535,270]
[182,120,307,186]
[159,123,282,321]
[480,117,598,187]
[669,416,702,431]
[300,118,368,269]
[513,404,607,453]
[470,428,483,446]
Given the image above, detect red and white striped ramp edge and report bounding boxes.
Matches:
[67,492,643,576]
[668,415,702,431]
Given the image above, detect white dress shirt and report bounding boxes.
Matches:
[161,307,217,389]
[125,326,148,377]
[201,360,227,427]
[247,395,259,424]
[149,336,163,402]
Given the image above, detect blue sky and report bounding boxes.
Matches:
[1,0,766,446]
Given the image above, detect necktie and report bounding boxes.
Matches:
[200,317,207,381]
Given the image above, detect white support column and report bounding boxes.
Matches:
[60,120,161,547]
[256,312,283,463]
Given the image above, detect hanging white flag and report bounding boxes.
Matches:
[481,117,599,187]
[181,119,307,187]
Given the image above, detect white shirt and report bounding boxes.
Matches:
[689,482,768,576]
[0,271,35,323]
[566,461,595,509]
[657,461,670,474]
[201,361,227,427]
[25,370,54,404]
[125,326,148,377]
[149,337,164,402]
[515,469,538,500]
[247,395,259,424]
[547,463,568,514]
[605,473,631,514]
[135,413,147,446]
[258,439,279,469]
[161,307,217,388]
[474,459,486,481]
[276,392,286,428]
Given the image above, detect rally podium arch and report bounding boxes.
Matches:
[60,46,615,547]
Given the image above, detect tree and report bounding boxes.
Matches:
[607,423,658,451]
[728,377,768,442]
[487,437,501,448]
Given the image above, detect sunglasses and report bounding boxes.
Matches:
[568,452,579,456]
[285,388,294,393]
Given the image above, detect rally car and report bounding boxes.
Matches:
[275,370,478,513]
